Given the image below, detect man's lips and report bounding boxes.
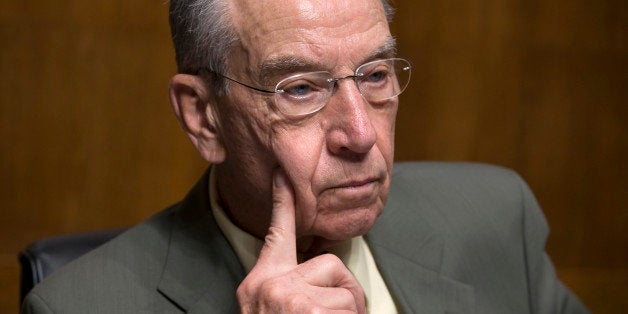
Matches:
[334,177,380,189]
[323,177,382,200]
[319,176,381,208]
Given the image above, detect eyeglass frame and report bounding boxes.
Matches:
[200,57,412,117]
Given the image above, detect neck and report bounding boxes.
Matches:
[214,164,271,240]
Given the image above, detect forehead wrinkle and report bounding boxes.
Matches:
[258,35,397,84]
[231,0,393,83]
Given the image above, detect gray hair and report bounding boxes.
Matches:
[169,0,394,89]
[169,0,236,76]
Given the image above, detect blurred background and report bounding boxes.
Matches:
[1,0,626,312]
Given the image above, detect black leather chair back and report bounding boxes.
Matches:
[18,228,125,304]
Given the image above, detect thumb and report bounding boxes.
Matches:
[256,168,298,268]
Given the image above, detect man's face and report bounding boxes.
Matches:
[214,0,397,250]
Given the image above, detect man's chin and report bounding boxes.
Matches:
[297,217,376,258]
[315,208,380,241]
[295,197,384,254]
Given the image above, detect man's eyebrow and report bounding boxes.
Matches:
[361,37,398,63]
[258,57,322,86]
[257,36,398,85]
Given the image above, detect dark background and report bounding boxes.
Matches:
[1,0,626,312]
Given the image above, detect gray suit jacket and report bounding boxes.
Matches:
[22,162,588,313]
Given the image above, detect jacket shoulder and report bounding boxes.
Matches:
[392,161,523,189]
[377,161,542,281]
[389,161,531,217]
[22,206,182,313]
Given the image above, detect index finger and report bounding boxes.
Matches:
[256,168,298,269]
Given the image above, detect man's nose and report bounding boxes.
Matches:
[325,79,377,157]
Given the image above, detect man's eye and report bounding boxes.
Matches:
[281,81,323,98]
[365,70,388,83]
[284,84,312,96]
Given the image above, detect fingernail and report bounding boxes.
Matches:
[274,169,285,188]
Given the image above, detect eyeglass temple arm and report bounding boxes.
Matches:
[199,67,276,94]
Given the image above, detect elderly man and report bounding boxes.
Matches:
[22,0,588,313]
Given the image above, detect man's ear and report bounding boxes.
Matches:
[169,74,226,164]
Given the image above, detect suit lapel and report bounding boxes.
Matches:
[157,169,245,313]
[367,241,475,313]
[367,169,476,313]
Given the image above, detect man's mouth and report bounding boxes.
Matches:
[324,177,381,203]
[335,177,380,189]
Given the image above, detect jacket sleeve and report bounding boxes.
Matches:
[518,176,590,314]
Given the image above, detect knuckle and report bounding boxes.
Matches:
[236,279,256,301]
[317,253,344,268]
[260,279,287,301]
[235,283,248,299]
[236,279,262,312]
[272,194,283,206]
[272,190,289,207]
[338,287,355,301]
[286,294,308,310]
[263,226,288,247]
[259,279,312,311]
[265,226,288,238]
[305,306,325,314]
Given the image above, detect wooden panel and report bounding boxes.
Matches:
[1,0,625,312]
[0,255,19,314]
[0,4,206,311]
[0,1,206,249]
[557,267,628,313]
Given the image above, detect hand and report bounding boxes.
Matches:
[236,168,366,313]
